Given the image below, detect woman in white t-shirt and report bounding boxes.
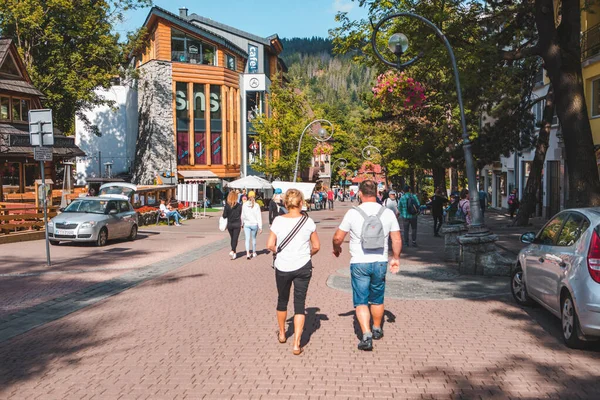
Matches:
[267,188,320,355]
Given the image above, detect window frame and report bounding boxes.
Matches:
[170,29,218,67]
[556,212,590,247]
[535,212,569,246]
[592,77,600,118]
[0,95,9,121]
[226,54,236,71]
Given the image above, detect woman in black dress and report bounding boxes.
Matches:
[223,191,243,259]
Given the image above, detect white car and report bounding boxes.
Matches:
[48,196,138,247]
[512,208,600,348]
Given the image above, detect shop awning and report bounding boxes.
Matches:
[178,170,221,182]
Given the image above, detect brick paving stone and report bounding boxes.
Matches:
[0,202,600,399]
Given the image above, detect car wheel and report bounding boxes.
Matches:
[96,228,108,247]
[49,240,60,246]
[562,293,586,349]
[128,225,138,241]
[511,264,533,306]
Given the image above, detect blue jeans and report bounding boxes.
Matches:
[166,211,180,224]
[350,262,388,307]
[244,224,258,253]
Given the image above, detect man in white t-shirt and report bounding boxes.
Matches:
[333,180,402,351]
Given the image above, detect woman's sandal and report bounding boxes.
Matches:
[277,332,287,344]
[292,347,303,356]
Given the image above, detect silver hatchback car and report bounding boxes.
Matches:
[512,208,600,348]
[48,196,138,247]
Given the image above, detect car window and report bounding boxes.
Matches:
[64,199,106,214]
[118,201,130,212]
[557,213,590,246]
[106,201,118,213]
[537,214,567,245]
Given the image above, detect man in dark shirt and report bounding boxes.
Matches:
[430,189,448,237]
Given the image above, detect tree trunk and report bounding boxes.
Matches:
[450,167,459,193]
[432,166,446,192]
[536,0,600,207]
[515,85,555,226]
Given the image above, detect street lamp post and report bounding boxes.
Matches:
[293,119,334,182]
[331,157,348,193]
[371,12,487,235]
[362,144,390,189]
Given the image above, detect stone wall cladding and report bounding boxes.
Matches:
[132,60,176,185]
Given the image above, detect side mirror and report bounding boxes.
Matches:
[108,208,118,215]
[520,232,536,244]
[59,207,65,212]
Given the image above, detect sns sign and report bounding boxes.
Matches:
[248,44,259,73]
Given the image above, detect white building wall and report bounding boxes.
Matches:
[75,84,138,184]
[495,83,565,215]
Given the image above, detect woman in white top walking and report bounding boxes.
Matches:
[267,189,320,355]
[241,191,263,260]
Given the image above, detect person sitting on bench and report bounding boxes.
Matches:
[159,199,185,226]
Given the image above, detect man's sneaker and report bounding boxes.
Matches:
[358,336,373,351]
[175,223,182,226]
[412,241,418,247]
[372,328,384,340]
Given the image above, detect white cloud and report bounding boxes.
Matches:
[332,0,355,13]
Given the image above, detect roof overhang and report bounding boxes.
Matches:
[178,170,221,182]
[143,7,248,60]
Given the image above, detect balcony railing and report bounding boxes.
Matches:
[582,23,600,61]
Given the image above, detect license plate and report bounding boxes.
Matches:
[55,229,72,235]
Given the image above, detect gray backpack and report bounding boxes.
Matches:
[354,206,386,251]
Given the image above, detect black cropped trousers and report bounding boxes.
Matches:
[275,260,312,315]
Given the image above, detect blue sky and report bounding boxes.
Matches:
[116,0,368,39]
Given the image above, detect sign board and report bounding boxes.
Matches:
[34,146,53,161]
[243,74,266,91]
[29,109,54,146]
[248,44,259,73]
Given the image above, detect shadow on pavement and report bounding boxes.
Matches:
[148,273,206,287]
[412,353,600,398]
[284,307,329,347]
[338,309,396,340]
[0,248,151,275]
[0,314,125,391]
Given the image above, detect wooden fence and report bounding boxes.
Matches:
[0,206,58,234]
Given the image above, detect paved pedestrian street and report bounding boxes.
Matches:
[1,202,600,399]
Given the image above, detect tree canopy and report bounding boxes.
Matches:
[0,0,150,134]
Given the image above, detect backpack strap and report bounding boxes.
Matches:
[354,205,385,219]
[276,213,309,254]
[353,206,369,220]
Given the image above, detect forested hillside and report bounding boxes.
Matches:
[281,37,374,109]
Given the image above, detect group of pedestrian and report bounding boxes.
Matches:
[222,189,263,260]
[265,180,401,355]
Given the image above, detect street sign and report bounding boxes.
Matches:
[29,109,54,146]
[34,146,53,161]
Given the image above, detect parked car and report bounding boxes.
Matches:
[48,196,138,247]
[512,208,600,348]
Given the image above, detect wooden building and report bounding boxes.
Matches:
[131,7,285,186]
[0,38,84,200]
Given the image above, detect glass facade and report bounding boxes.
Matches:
[171,29,216,66]
[175,82,190,165]
[210,85,222,165]
[193,83,206,165]
[175,82,224,166]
